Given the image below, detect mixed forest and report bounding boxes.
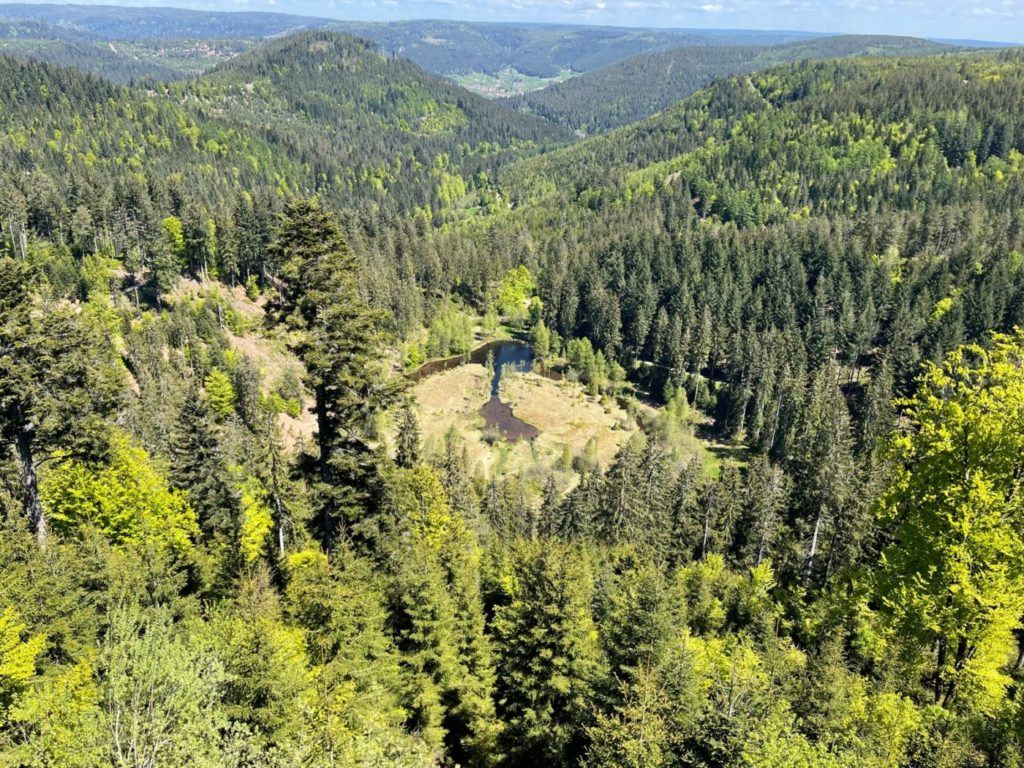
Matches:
[3,19,1024,768]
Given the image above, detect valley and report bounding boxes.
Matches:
[452,67,578,98]
[2,5,1024,767]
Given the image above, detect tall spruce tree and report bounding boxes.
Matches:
[789,360,859,586]
[169,382,237,544]
[736,458,789,569]
[395,400,421,469]
[490,540,603,768]
[266,199,398,550]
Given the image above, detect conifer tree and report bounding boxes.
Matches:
[395,400,421,469]
[857,354,895,459]
[169,382,238,544]
[736,457,789,569]
[385,466,500,764]
[537,475,561,539]
[668,459,702,566]
[595,549,673,688]
[583,666,671,768]
[491,540,603,768]
[0,258,122,544]
[203,368,236,422]
[209,569,307,749]
[440,428,478,530]
[266,199,399,550]
[789,360,859,586]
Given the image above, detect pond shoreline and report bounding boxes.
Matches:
[409,338,543,441]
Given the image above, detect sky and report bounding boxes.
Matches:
[31,0,1024,42]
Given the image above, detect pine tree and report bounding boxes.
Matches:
[596,439,643,545]
[491,540,603,767]
[385,466,500,764]
[395,400,421,469]
[789,360,859,586]
[666,459,702,565]
[266,199,399,550]
[856,353,895,458]
[282,546,429,764]
[0,258,122,544]
[169,382,237,544]
[583,666,671,768]
[440,428,478,531]
[537,475,561,539]
[559,470,601,541]
[210,569,307,748]
[736,457,789,569]
[595,549,673,688]
[258,408,302,559]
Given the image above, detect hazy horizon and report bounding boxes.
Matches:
[4,0,1024,44]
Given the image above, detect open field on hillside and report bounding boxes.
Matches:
[411,364,634,482]
[452,67,576,98]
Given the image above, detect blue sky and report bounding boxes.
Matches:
[49,0,1024,42]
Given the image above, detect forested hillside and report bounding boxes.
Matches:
[0,6,825,84]
[474,52,1024,405]
[0,19,252,82]
[502,34,956,133]
[0,30,565,288]
[0,3,335,38]
[4,28,1024,768]
[327,20,818,79]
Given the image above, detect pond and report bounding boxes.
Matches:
[483,341,534,396]
[410,340,540,442]
[409,339,534,385]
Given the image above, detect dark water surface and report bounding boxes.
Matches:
[410,340,540,441]
[409,339,533,383]
[485,341,534,395]
[480,396,539,442]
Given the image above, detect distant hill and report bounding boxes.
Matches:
[0,19,252,82]
[496,48,1024,222]
[502,34,959,134]
[325,20,823,79]
[0,5,831,86]
[0,31,569,221]
[0,19,174,81]
[0,3,333,38]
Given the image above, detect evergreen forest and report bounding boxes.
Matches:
[3,14,1024,768]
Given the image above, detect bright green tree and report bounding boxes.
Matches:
[875,333,1024,713]
[283,547,429,765]
[583,666,671,768]
[0,607,44,721]
[40,430,198,557]
[4,659,108,768]
[203,368,237,422]
[494,265,536,320]
[0,258,123,544]
[208,570,308,750]
[100,605,227,768]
